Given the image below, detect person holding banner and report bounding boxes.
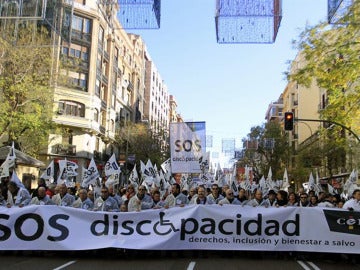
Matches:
[128,185,153,212]
[6,181,31,208]
[122,184,136,203]
[30,187,55,205]
[218,189,241,206]
[190,186,213,205]
[152,190,165,209]
[342,189,360,211]
[164,183,189,208]
[0,176,9,204]
[108,185,123,208]
[93,186,119,212]
[207,184,224,204]
[52,183,75,207]
[246,189,267,207]
[72,188,93,210]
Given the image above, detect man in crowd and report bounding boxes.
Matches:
[128,185,153,212]
[52,183,75,207]
[109,185,123,208]
[343,189,360,211]
[164,183,189,208]
[30,186,55,205]
[207,184,224,204]
[263,189,277,207]
[152,190,165,209]
[72,188,93,210]
[190,186,213,205]
[93,186,119,212]
[218,188,241,205]
[246,189,266,207]
[297,192,310,207]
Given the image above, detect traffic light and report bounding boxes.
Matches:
[284,112,294,131]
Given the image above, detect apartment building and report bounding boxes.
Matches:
[143,48,170,132]
[39,0,157,179]
[271,51,359,183]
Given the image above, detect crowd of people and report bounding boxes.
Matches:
[1,175,359,212]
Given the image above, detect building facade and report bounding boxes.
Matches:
[38,0,173,180]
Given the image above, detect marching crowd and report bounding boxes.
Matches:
[1,175,360,212]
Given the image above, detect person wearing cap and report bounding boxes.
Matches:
[263,189,277,207]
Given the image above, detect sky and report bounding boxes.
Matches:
[131,0,328,167]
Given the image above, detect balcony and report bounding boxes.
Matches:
[71,30,91,46]
[99,125,106,135]
[52,144,76,156]
[103,50,110,61]
[127,81,134,92]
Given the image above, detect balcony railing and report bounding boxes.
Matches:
[52,144,76,156]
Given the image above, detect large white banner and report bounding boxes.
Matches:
[1,205,360,253]
[169,121,206,173]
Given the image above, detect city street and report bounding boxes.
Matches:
[1,250,359,270]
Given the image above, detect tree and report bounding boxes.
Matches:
[115,122,170,171]
[288,2,360,175]
[239,121,290,180]
[0,23,56,156]
[288,2,360,139]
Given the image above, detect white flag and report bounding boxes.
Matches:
[128,164,139,184]
[7,142,16,168]
[11,170,25,188]
[146,159,156,178]
[57,159,78,182]
[140,160,152,178]
[161,158,171,174]
[267,167,273,181]
[82,158,100,187]
[0,159,10,179]
[105,153,120,177]
[40,160,54,180]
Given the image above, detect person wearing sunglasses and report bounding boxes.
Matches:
[128,185,153,212]
[297,192,310,207]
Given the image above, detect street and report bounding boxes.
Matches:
[1,250,359,270]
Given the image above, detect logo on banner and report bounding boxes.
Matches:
[323,209,360,235]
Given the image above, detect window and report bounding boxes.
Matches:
[95,79,101,97]
[111,92,116,108]
[101,110,106,127]
[58,100,85,117]
[98,26,104,45]
[64,44,89,61]
[110,119,115,132]
[114,47,119,62]
[68,71,88,91]
[72,16,83,32]
[94,109,99,122]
